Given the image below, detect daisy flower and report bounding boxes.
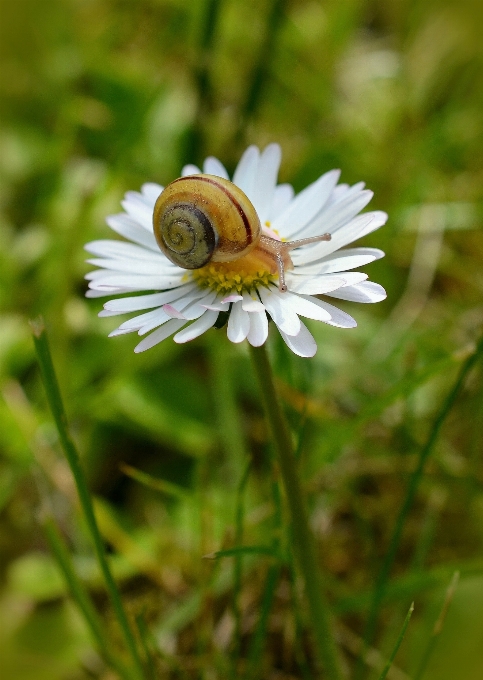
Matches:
[85,144,387,357]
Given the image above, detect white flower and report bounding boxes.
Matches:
[85,144,387,358]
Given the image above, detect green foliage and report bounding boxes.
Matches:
[1,0,483,677]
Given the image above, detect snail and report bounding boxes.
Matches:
[153,174,331,292]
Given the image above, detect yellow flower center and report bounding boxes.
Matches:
[191,241,280,294]
[193,262,276,294]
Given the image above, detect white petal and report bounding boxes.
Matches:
[232,145,259,200]
[182,164,201,176]
[86,269,118,280]
[252,144,282,223]
[203,302,229,312]
[182,290,218,319]
[88,280,135,293]
[106,214,160,251]
[227,300,250,343]
[88,273,188,292]
[85,239,165,262]
[203,157,229,179]
[98,309,127,317]
[247,311,268,346]
[222,294,243,303]
[294,247,385,275]
[108,326,138,337]
[102,284,197,314]
[301,297,357,328]
[292,189,374,243]
[286,274,348,295]
[280,293,332,322]
[258,287,301,336]
[273,170,341,238]
[269,184,294,221]
[163,304,187,319]
[137,309,176,334]
[326,183,349,205]
[137,288,212,335]
[325,281,387,303]
[86,288,124,298]
[326,181,365,207]
[87,256,175,276]
[117,307,170,332]
[203,295,230,312]
[141,183,163,206]
[241,291,265,312]
[124,189,153,209]
[279,321,317,358]
[108,306,169,335]
[134,319,187,352]
[292,212,387,264]
[121,194,154,232]
[174,310,219,343]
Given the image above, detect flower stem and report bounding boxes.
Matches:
[31,317,145,680]
[249,344,342,680]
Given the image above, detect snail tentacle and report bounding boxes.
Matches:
[259,233,332,292]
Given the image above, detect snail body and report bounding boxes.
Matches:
[153,174,331,292]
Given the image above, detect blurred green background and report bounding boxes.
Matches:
[1,0,483,678]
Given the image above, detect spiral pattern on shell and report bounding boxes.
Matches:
[153,175,261,270]
[156,202,216,269]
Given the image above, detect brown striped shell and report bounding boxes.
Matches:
[153,174,261,269]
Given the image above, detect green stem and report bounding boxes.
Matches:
[249,344,342,680]
[31,317,145,680]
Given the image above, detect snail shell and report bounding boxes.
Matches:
[153,174,262,269]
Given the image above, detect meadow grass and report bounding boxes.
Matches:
[1,0,482,678]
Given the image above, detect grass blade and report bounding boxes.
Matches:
[204,545,279,559]
[31,317,145,680]
[44,517,132,680]
[377,602,414,680]
[414,571,460,680]
[244,562,281,680]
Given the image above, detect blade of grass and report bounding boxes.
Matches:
[335,559,483,616]
[120,462,189,500]
[135,611,157,680]
[31,317,145,680]
[244,479,284,680]
[244,562,282,680]
[184,0,224,164]
[357,334,483,678]
[204,545,279,559]
[413,571,460,680]
[233,0,288,145]
[377,602,414,680]
[44,517,132,680]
